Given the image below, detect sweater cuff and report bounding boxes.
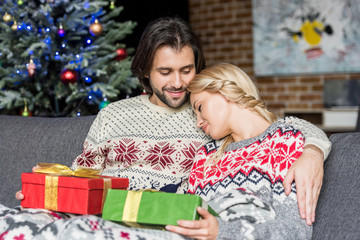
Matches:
[216,217,237,240]
[304,138,332,161]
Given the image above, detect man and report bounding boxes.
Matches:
[18,17,330,227]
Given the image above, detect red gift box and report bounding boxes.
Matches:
[21,172,129,214]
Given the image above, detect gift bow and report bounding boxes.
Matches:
[33,163,107,212]
[34,163,101,177]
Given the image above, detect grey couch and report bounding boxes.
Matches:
[0,115,359,239]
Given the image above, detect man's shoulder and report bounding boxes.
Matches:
[104,95,145,112]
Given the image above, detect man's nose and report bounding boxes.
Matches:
[170,72,182,89]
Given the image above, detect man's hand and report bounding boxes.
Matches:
[283,145,324,226]
[15,166,40,201]
[166,207,218,240]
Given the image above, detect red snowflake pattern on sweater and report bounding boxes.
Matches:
[188,127,304,194]
[75,141,97,167]
[144,142,176,171]
[113,139,141,167]
[179,143,199,172]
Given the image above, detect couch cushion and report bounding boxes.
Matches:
[0,115,96,208]
[312,132,360,239]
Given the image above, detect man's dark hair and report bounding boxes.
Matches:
[131,17,206,95]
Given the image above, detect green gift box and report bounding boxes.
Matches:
[102,189,217,229]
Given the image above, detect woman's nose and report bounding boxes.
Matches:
[196,116,203,129]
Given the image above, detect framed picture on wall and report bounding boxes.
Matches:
[252,0,360,76]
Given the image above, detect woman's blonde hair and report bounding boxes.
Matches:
[188,63,277,167]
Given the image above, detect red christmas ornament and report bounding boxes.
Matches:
[115,48,127,61]
[60,69,78,84]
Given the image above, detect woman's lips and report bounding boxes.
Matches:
[202,123,208,134]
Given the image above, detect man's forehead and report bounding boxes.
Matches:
[152,45,195,69]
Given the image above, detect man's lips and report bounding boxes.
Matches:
[167,90,185,98]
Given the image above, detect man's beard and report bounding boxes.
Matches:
[152,86,190,109]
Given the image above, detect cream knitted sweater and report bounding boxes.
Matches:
[71,95,331,193]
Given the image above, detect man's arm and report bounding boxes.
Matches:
[281,116,331,226]
[282,116,331,159]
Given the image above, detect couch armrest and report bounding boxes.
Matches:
[0,115,96,208]
[313,132,360,239]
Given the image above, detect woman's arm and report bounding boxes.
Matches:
[215,192,312,239]
[167,187,311,240]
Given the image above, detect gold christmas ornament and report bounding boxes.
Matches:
[11,21,18,31]
[3,12,12,22]
[89,19,103,36]
[27,59,36,78]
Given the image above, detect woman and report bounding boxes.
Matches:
[166,63,311,239]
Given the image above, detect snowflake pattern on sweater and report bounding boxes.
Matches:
[72,95,211,193]
[188,121,312,239]
[188,121,304,201]
[71,94,329,196]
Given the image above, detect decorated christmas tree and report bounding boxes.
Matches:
[0,0,139,117]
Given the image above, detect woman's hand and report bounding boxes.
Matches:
[166,207,218,240]
[283,145,324,226]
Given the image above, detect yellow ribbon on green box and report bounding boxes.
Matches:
[122,191,143,228]
[122,189,160,227]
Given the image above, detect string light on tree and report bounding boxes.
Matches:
[115,48,127,61]
[60,69,78,84]
[84,76,92,83]
[54,51,60,60]
[89,19,103,36]
[0,0,138,117]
